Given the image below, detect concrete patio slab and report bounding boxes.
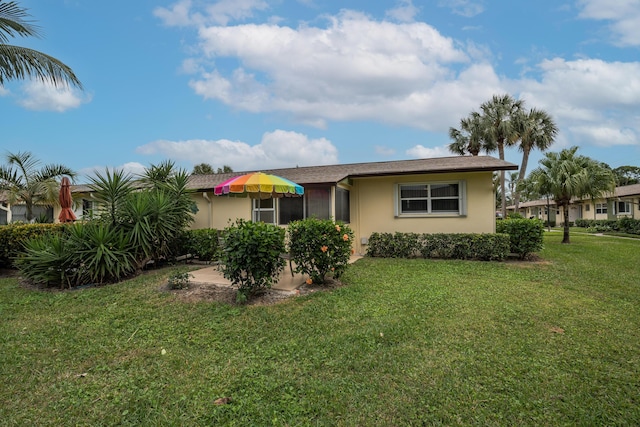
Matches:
[189,255,362,291]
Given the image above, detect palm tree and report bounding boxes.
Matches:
[481,94,524,219]
[512,108,558,211]
[0,1,82,88]
[527,147,616,244]
[448,111,496,156]
[0,151,76,221]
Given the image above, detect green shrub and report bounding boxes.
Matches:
[0,223,65,268]
[288,218,354,284]
[14,233,76,288]
[420,233,509,261]
[219,220,285,302]
[15,223,137,288]
[366,232,509,261]
[365,232,420,258]
[179,229,221,261]
[66,223,136,284]
[496,218,545,259]
[167,270,193,290]
[618,217,640,235]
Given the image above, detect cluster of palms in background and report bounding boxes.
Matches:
[448,94,639,240]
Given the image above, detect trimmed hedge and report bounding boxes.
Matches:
[0,223,66,268]
[575,218,640,235]
[366,232,510,261]
[496,218,545,259]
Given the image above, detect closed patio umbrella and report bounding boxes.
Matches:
[58,176,76,223]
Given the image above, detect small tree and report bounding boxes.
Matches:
[219,219,286,303]
[288,218,354,284]
[0,151,76,221]
[528,147,616,244]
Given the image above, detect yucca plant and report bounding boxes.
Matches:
[67,222,136,284]
[14,233,78,288]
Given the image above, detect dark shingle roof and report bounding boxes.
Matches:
[187,155,517,190]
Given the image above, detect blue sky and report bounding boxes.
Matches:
[2,0,639,178]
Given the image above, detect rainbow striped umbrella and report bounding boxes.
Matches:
[213,172,304,198]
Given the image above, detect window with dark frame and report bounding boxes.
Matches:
[335,187,350,223]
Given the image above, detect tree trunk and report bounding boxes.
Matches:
[513,149,531,212]
[498,143,507,219]
[562,203,571,244]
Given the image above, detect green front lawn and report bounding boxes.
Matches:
[1,234,639,425]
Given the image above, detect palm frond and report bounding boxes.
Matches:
[0,44,83,88]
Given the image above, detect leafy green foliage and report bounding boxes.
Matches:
[167,270,192,290]
[15,223,136,287]
[527,146,616,243]
[0,2,83,88]
[364,232,421,258]
[366,232,510,261]
[14,161,195,287]
[0,223,65,267]
[0,151,76,221]
[13,233,74,287]
[176,229,221,261]
[576,218,640,235]
[288,218,354,284]
[219,219,285,302]
[496,218,545,259]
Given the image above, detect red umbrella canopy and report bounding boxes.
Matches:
[58,176,76,223]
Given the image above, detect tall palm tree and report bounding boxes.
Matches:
[527,146,616,244]
[0,1,82,88]
[513,108,558,211]
[481,94,524,219]
[0,151,76,221]
[448,111,496,156]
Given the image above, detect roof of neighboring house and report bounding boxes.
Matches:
[614,183,640,198]
[187,156,518,191]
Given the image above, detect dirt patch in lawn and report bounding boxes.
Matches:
[167,278,345,306]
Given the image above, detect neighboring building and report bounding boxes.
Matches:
[45,156,516,254]
[508,183,640,224]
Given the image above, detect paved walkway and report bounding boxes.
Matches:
[190,255,362,291]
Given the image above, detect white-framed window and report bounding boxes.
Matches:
[395,181,466,216]
[596,203,607,214]
[617,201,632,215]
[253,198,275,224]
[585,204,590,212]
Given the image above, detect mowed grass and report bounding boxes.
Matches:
[1,233,639,426]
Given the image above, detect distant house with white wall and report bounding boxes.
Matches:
[509,183,640,224]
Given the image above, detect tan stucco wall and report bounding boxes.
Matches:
[351,171,496,254]
[191,192,251,230]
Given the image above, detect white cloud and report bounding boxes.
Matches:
[154,0,196,27]
[136,130,338,171]
[569,125,638,147]
[180,11,502,131]
[438,0,485,18]
[17,81,89,112]
[375,145,396,156]
[512,57,640,148]
[578,0,640,46]
[386,0,420,23]
[79,162,147,180]
[406,144,450,158]
[154,0,269,27]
